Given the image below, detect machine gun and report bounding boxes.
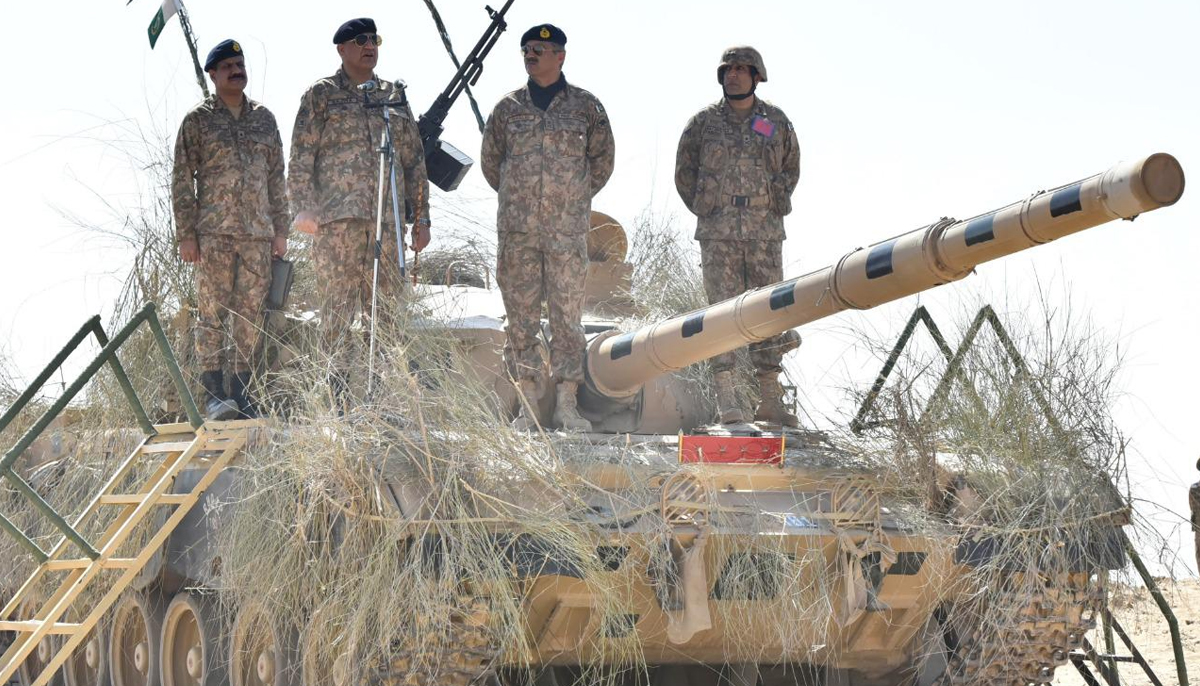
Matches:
[419,0,515,191]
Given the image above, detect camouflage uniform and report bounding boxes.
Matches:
[481,79,615,383]
[172,94,289,373]
[288,68,429,359]
[1190,471,1200,570]
[675,98,800,375]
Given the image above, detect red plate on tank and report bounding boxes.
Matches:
[678,433,784,465]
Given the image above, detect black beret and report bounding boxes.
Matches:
[333,17,376,44]
[203,39,243,71]
[520,24,566,46]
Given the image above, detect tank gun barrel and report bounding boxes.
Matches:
[586,153,1185,399]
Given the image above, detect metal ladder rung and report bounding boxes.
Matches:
[0,621,81,635]
[98,494,189,506]
[138,441,195,454]
[42,557,138,571]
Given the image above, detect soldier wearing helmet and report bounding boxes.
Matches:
[675,45,802,427]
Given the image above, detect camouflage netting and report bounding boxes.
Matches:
[0,181,1177,686]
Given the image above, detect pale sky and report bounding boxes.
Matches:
[0,0,1197,574]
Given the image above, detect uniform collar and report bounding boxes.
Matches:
[335,66,378,92]
[719,96,763,116]
[208,93,251,116]
[522,74,571,108]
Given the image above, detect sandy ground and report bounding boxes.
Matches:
[1056,579,1199,686]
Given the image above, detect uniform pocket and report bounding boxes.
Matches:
[547,116,586,158]
[507,115,540,156]
[700,138,727,172]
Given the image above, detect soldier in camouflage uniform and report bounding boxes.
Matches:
[675,46,801,427]
[172,39,289,420]
[481,23,615,432]
[289,18,431,403]
[1191,458,1200,572]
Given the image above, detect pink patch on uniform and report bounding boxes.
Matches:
[751,116,775,138]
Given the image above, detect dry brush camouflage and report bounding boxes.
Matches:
[193,236,272,373]
[481,81,615,382]
[674,98,800,241]
[171,95,290,242]
[288,68,430,227]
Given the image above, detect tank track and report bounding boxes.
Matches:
[371,596,498,686]
[935,571,1103,686]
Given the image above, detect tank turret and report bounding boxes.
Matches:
[579,153,1184,428]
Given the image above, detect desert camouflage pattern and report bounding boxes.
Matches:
[699,239,790,376]
[314,218,407,369]
[480,80,615,249]
[496,231,588,383]
[288,68,430,227]
[674,98,800,241]
[193,236,272,373]
[481,80,615,382]
[171,95,290,242]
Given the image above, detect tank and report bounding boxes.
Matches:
[3,153,1185,686]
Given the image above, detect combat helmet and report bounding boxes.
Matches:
[717,45,767,84]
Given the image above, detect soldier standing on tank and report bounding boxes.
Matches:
[172,39,290,420]
[289,17,432,405]
[481,24,615,432]
[674,46,802,427]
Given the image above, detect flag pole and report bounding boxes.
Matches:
[175,0,209,97]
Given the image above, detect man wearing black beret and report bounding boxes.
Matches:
[481,24,616,431]
[171,39,290,420]
[288,18,432,406]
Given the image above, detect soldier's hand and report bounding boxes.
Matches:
[272,235,288,258]
[179,238,200,263]
[294,211,320,235]
[412,222,431,253]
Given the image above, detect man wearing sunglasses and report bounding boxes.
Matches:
[288,17,431,405]
[481,23,615,433]
[675,46,801,428]
[172,39,290,420]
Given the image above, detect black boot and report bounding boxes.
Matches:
[200,370,239,421]
[229,371,258,419]
[329,371,350,417]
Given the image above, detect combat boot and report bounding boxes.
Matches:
[329,371,350,417]
[200,370,239,421]
[511,379,541,431]
[754,374,799,428]
[229,371,258,419]
[714,371,747,424]
[552,382,593,432]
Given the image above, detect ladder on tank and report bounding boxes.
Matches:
[0,303,254,686]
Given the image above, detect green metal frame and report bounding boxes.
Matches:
[856,305,1188,686]
[849,306,988,434]
[0,303,201,563]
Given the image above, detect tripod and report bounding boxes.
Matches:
[362,83,409,396]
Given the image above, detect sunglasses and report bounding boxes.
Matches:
[520,44,560,56]
[349,33,383,47]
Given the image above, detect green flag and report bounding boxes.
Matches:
[147,0,180,48]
